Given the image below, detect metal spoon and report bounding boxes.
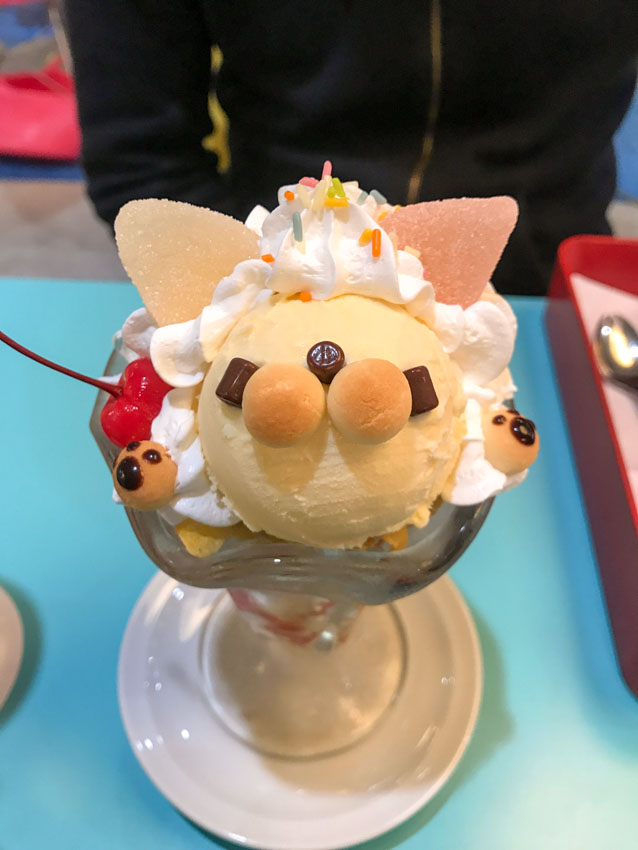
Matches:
[593,315,638,392]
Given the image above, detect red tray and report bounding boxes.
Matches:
[546,236,638,696]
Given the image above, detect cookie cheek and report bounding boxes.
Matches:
[482,410,539,475]
[326,359,412,445]
[241,362,326,448]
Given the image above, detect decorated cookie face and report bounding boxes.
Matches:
[483,408,539,475]
[113,440,177,510]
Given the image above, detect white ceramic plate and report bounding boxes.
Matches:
[118,574,482,850]
[0,586,23,710]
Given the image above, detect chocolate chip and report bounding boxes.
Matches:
[126,441,141,452]
[215,357,259,407]
[511,416,536,446]
[492,414,506,425]
[403,366,438,416]
[143,449,162,464]
[116,456,143,490]
[306,341,345,383]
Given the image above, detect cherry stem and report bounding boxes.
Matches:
[0,330,121,398]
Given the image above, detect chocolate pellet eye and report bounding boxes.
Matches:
[492,414,506,425]
[306,341,345,383]
[511,416,536,446]
[116,456,143,490]
[126,441,141,452]
[403,365,438,416]
[216,357,260,407]
[143,449,162,464]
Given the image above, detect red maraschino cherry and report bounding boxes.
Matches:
[0,331,172,447]
[100,358,172,447]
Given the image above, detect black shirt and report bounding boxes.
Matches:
[64,0,638,295]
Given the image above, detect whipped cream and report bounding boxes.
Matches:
[151,388,238,527]
[261,179,433,309]
[150,260,273,387]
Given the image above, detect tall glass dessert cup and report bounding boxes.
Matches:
[92,351,491,759]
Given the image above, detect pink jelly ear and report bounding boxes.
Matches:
[381,197,518,308]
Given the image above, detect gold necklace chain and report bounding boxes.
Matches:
[407,0,443,204]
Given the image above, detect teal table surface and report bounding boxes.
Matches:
[1,279,637,850]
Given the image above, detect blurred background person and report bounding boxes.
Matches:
[64,0,638,295]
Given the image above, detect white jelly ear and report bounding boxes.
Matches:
[114,199,260,327]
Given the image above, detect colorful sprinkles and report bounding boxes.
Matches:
[371,229,382,258]
[284,190,295,201]
[299,291,313,302]
[261,253,275,263]
[322,160,333,178]
[332,177,346,198]
[292,211,303,242]
[299,176,319,187]
[358,228,373,246]
[357,190,369,204]
[324,197,349,208]
[370,189,387,205]
[297,184,311,206]
[311,177,330,211]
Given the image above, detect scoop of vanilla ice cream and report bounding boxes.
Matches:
[197,294,465,548]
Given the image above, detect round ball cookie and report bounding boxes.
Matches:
[113,440,177,510]
[327,358,412,444]
[483,409,539,475]
[242,362,326,448]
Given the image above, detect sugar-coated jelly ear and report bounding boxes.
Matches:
[112,440,177,510]
[306,341,345,384]
[482,408,539,475]
[327,359,412,444]
[114,199,259,327]
[380,196,518,308]
[242,363,325,448]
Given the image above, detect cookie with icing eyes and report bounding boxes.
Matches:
[113,440,177,510]
[483,408,539,476]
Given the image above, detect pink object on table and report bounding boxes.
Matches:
[0,58,81,161]
[546,236,638,697]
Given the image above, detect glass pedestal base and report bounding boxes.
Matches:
[201,593,405,758]
[118,572,482,848]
